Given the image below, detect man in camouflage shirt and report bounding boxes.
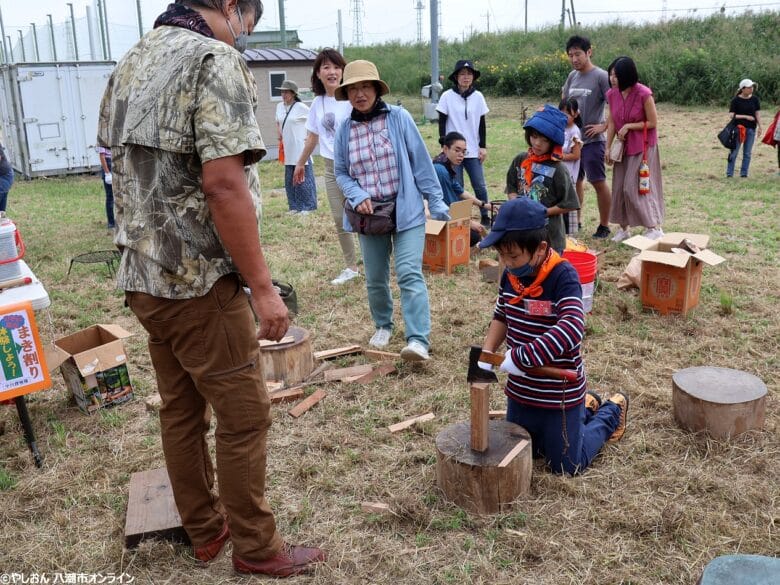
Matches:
[98,0,325,576]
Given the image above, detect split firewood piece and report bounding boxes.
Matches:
[258,336,294,348]
[489,410,507,419]
[387,412,435,433]
[145,393,163,412]
[313,345,363,360]
[288,389,327,418]
[269,387,305,404]
[265,380,284,393]
[323,364,373,382]
[305,361,333,381]
[362,349,401,361]
[346,363,397,384]
[360,501,392,515]
[498,439,530,468]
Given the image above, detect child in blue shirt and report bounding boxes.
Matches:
[479,197,628,475]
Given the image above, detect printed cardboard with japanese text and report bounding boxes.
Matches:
[0,301,51,401]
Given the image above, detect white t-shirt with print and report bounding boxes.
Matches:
[562,124,582,184]
[304,95,352,160]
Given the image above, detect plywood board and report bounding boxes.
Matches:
[125,467,187,548]
[324,364,373,382]
[288,388,327,418]
[388,412,435,433]
[313,345,363,360]
[269,387,305,404]
[258,336,295,348]
[362,349,401,361]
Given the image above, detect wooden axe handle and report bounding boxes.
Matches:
[479,350,578,382]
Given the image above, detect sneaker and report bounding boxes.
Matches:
[606,391,629,443]
[299,210,311,216]
[331,268,359,285]
[643,228,664,240]
[585,390,603,413]
[287,210,300,215]
[400,340,430,362]
[592,224,611,239]
[233,542,327,577]
[193,521,230,564]
[369,328,392,349]
[611,228,631,243]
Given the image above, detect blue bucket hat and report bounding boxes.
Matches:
[523,104,568,147]
[479,197,549,249]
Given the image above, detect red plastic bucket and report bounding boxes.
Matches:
[563,250,598,312]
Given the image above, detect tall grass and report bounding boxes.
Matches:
[345,12,780,105]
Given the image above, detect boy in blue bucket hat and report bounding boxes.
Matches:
[504,104,580,253]
[478,197,628,475]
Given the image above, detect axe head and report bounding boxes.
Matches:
[467,345,498,384]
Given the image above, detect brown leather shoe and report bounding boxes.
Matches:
[233,542,327,577]
[193,521,230,564]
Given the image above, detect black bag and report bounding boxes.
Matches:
[717,122,738,150]
[344,200,396,235]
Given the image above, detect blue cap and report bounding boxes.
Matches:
[523,104,568,147]
[479,197,549,249]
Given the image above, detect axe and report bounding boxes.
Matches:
[467,345,578,384]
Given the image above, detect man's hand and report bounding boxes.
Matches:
[251,288,289,342]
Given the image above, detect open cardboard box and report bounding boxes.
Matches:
[423,200,473,274]
[47,324,135,414]
[622,232,726,315]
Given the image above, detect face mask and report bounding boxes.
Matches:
[508,264,533,278]
[226,9,249,53]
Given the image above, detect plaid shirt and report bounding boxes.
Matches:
[346,115,400,201]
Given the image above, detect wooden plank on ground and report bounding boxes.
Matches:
[288,389,327,418]
[361,501,392,515]
[362,349,401,361]
[258,336,294,348]
[388,412,435,433]
[313,345,363,360]
[489,410,507,419]
[125,467,187,548]
[349,363,397,384]
[324,364,373,382]
[269,387,305,404]
[498,439,530,468]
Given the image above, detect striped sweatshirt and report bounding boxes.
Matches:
[493,261,586,409]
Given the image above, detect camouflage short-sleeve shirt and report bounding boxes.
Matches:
[98,26,266,299]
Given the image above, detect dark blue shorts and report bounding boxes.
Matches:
[577,141,607,183]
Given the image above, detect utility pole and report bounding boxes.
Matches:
[525,0,528,33]
[5,36,12,63]
[430,0,439,101]
[570,0,577,26]
[136,0,144,39]
[337,9,343,54]
[350,0,363,46]
[31,23,39,61]
[97,0,107,59]
[484,12,490,33]
[560,0,566,29]
[17,30,26,62]
[67,3,79,60]
[86,5,97,59]
[415,0,425,44]
[278,0,287,48]
[103,0,112,60]
[48,15,57,61]
[0,5,7,64]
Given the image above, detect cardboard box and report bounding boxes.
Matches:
[49,324,135,414]
[423,200,473,274]
[623,233,726,315]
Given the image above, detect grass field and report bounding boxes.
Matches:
[0,97,778,584]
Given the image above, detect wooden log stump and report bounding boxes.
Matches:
[258,326,313,386]
[436,420,532,514]
[673,366,767,439]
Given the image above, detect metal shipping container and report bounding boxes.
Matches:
[0,61,114,178]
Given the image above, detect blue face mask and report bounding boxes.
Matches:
[508,264,533,278]
[226,9,249,53]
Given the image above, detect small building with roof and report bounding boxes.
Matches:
[243,47,317,161]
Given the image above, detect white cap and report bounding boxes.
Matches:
[739,78,756,89]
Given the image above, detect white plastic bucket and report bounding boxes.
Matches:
[0,219,24,282]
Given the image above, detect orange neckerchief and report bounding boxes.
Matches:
[519,146,563,192]
[507,248,567,304]
[737,125,747,144]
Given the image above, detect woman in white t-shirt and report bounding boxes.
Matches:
[293,49,358,285]
[436,59,490,227]
[275,80,316,214]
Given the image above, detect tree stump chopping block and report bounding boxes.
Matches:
[673,366,767,439]
[435,420,532,514]
[258,326,313,386]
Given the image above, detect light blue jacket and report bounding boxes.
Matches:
[334,105,450,233]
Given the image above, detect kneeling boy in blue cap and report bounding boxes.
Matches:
[505,104,579,253]
[479,197,628,475]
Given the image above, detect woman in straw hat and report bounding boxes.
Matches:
[726,78,762,178]
[333,60,450,362]
[275,79,317,214]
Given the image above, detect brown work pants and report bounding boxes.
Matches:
[126,274,282,561]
